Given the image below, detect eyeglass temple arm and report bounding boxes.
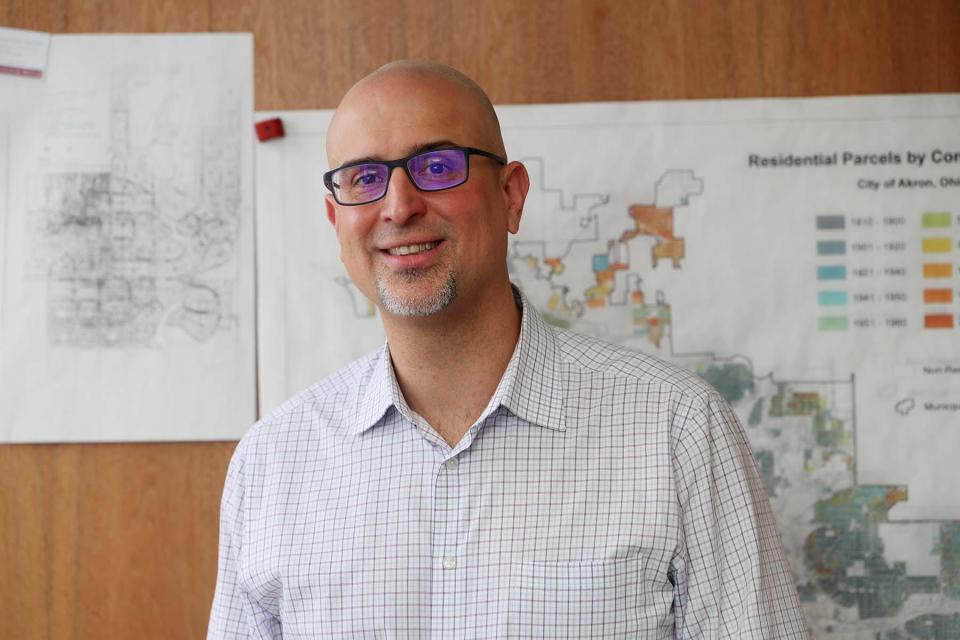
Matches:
[465,147,507,165]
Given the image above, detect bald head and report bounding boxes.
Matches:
[364,60,501,130]
[326,60,506,167]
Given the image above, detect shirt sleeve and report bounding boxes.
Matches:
[670,391,810,639]
[207,443,283,639]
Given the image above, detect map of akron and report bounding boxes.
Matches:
[254,96,960,638]
[507,159,959,638]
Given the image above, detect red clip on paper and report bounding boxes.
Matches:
[255,118,285,142]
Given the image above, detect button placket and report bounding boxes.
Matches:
[432,450,463,635]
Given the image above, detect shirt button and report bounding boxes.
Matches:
[444,458,459,471]
[442,556,457,570]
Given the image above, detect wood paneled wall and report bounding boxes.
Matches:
[1,1,958,638]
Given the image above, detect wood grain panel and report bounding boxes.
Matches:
[1,1,958,638]
[0,443,234,639]
[3,0,66,31]
[64,0,209,33]
[210,0,357,112]
[757,0,960,96]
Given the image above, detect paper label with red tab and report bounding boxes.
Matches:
[0,27,51,79]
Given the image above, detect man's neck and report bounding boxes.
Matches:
[382,282,521,448]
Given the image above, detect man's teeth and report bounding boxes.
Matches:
[387,241,439,256]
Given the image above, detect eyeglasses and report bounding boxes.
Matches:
[323,145,507,206]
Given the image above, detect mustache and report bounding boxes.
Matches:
[373,230,446,247]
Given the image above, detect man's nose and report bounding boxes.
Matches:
[379,167,426,224]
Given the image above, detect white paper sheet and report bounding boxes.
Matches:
[0,34,256,442]
[255,95,960,636]
[254,111,386,417]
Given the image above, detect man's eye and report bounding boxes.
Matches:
[419,157,450,175]
[353,172,381,186]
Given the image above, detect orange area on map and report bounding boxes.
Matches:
[787,392,822,414]
[885,487,908,508]
[621,204,685,268]
[621,205,675,241]
[585,241,628,307]
[585,263,628,307]
[544,257,565,275]
[653,237,685,268]
[632,298,670,348]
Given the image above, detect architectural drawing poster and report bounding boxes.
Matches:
[256,96,960,637]
[0,34,256,442]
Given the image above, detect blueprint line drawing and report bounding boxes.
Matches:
[22,83,244,349]
[0,34,256,443]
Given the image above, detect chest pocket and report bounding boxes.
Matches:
[508,553,662,638]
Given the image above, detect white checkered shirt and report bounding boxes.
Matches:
[208,288,808,639]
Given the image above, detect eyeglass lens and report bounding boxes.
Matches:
[333,148,469,204]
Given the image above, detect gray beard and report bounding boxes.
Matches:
[376,269,457,317]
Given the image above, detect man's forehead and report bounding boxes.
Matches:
[326,68,501,166]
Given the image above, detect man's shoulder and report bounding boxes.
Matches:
[551,326,717,403]
[241,346,384,446]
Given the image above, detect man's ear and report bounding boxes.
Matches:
[325,194,339,231]
[501,161,530,235]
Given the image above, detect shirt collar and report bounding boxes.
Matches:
[499,286,566,431]
[351,284,567,435]
[352,344,397,435]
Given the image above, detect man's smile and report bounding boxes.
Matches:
[385,240,441,256]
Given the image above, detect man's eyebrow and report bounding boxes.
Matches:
[338,140,461,167]
[408,140,460,155]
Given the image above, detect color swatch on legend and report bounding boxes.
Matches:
[922,212,951,228]
[924,314,954,329]
[816,215,845,230]
[819,316,849,331]
[818,291,848,306]
[922,237,952,253]
[817,265,847,280]
[923,263,952,278]
[923,289,953,304]
[817,240,846,256]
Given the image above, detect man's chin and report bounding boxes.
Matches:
[376,274,457,318]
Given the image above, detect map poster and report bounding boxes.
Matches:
[256,95,960,637]
[0,35,256,442]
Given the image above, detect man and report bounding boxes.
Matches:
[208,61,808,638]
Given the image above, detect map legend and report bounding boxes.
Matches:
[810,211,948,332]
[919,212,956,331]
